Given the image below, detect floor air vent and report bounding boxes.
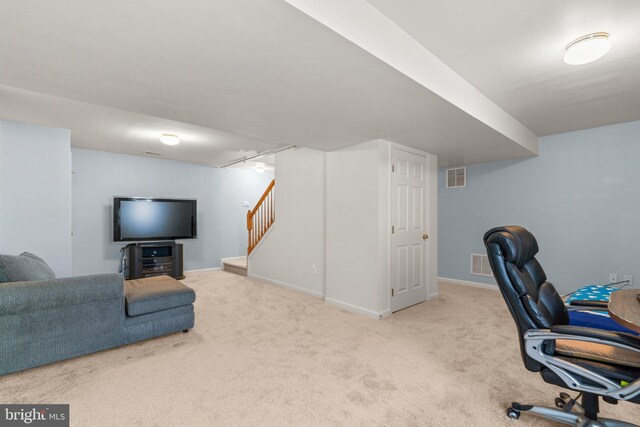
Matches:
[471,254,493,277]
[446,167,466,188]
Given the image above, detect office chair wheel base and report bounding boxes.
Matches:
[506,407,520,420]
[555,397,566,408]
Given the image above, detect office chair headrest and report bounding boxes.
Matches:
[483,226,539,268]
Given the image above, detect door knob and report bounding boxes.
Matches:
[423,233,429,240]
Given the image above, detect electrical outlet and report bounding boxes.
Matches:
[609,273,618,284]
[311,265,317,274]
[624,275,633,288]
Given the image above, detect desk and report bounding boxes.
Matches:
[608,289,640,333]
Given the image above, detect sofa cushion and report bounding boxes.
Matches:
[0,252,56,283]
[125,276,196,316]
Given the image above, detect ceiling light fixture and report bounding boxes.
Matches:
[160,134,180,145]
[255,162,265,174]
[564,32,610,65]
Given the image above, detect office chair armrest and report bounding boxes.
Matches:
[550,325,640,351]
[567,299,608,308]
[524,329,640,401]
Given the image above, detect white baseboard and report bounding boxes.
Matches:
[185,267,222,273]
[249,273,325,300]
[438,276,498,291]
[428,292,439,300]
[248,273,389,319]
[324,297,386,319]
[379,309,392,318]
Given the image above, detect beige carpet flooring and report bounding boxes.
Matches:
[1,271,638,426]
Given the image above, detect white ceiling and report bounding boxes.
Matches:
[0,85,274,167]
[0,0,637,166]
[227,154,276,174]
[367,0,640,136]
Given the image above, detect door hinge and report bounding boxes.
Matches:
[392,164,395,173]
[391,288,395,297]
[391,225,395,234]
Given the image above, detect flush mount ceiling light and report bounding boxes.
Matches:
[160,134,180,145]
[564,32,610,65]
[255,162,265,173]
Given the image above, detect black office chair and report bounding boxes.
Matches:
[484,226,640,426]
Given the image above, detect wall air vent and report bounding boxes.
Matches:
[446,167,466,188]
[471,254,493,277]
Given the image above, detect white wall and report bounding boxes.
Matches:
[0,122,3,252]
[71,148,273,275]
[248,148,326,297]
[325,140,389,316]
[250,141,437,318]
[0,120,72,277]
[325,140,437,316]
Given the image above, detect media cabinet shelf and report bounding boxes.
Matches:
[126,242,184,280]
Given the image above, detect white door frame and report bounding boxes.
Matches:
[389,143,432,312]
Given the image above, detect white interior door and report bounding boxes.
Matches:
[391,148,428,312]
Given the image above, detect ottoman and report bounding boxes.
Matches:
[123,276,196,341]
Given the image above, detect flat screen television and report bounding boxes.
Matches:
[113,197,197,242]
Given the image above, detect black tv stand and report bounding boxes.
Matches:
[137,241,175,247]
[125,242,184,280]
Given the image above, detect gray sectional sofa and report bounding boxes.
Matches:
[0,253,195,376]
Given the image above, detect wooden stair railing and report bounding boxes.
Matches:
[247,179,275,255]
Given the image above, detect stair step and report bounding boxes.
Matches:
[222,257,247,276]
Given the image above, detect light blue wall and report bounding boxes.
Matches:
[438,120,640,293]
[71,148,273,275]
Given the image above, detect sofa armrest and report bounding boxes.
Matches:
[0,273,124,316]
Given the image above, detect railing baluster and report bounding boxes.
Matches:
[246,179,275,255]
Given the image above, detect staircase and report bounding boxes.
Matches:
[247,179,275,255]
[222,257,247,276]
[223,179,275,277]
